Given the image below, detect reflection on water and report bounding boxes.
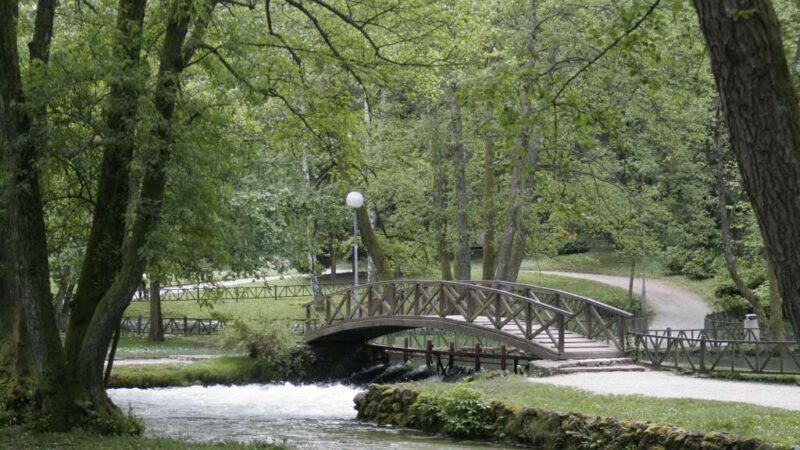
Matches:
[109,383,513,449]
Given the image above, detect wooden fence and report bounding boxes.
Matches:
[630,330,800,375]
[131,283,347,302]
[120,316,226,335]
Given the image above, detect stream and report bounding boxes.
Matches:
[109,383,515,449]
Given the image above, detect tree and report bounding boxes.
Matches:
[694,0,800,337]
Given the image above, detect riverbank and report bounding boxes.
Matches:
[0,427,286,449]
[355,375,800,448]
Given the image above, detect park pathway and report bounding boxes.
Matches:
[524,270,712,330]
[528,370,800,411]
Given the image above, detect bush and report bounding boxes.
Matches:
[663,247,715,280]
[409,387,494,439]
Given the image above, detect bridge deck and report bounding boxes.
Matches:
[458,315,623,359]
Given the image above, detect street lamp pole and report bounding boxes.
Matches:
[346,191,364,298]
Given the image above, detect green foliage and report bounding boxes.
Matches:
[409,387,494,439]
[436,387,495,439]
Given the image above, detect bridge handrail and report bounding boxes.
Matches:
[465,280,634,318]
[302,279,572,316]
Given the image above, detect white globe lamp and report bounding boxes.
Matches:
[346,191,364,209]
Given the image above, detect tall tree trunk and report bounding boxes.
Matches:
[65,0,148,371]
[449,82,470,280]
[329,235,337,280]
[301,145,322,301]
[695,0,800,339]
[356,206,392,281]
[481,135,496,280]
[431,120,453,280]
[76,0,198,416]
[148,277,163,342]
[0,0,78,429]
[495,0,538,281]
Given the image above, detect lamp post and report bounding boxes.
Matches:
[346,191,364,299]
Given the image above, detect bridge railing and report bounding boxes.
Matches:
[305,280,590,356]
[466,281,634,351]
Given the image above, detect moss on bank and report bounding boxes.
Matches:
[404,376,800,447]
[356,377,800,448]
[0,426,285,449]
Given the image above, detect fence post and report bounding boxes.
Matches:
[183,315,188,335]
[426,340,433,367]
[137,315,142,335]
[404,337,409,363]
[448,342,455,368]
[699,336,706,372]
[557,312,565,356]
[500,345,507,371]
[618,316,626,352]
[474,344,481,372]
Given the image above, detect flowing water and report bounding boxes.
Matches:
[109,383,515,449]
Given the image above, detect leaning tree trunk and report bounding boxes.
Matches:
[356,206,393,281]
[65,0,148,371]
[695,0,800,338]
[76,1,198,417]
[449,82,471,280]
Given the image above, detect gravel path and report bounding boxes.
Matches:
[528,370,800,411]
[525,270,712,330]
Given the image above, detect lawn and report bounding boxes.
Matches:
[407,375,800,447]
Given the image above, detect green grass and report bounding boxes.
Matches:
[114,336,230,358]
[0,427,284,449]
[124,298,307,328]
[514,272,638,310]
[108,356,282,388]
[522,248,667,277]
[406,376,800,446]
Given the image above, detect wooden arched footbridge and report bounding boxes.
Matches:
[303,280,633,360]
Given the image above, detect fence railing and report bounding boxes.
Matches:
[630,330,800,375]
[120,316,226,335]
[132,283,348,302]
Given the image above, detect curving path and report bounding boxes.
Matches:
[524,271,712,330]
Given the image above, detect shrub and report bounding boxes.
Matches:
[437,387,494,439]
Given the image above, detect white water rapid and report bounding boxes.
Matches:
[109,383,511,449]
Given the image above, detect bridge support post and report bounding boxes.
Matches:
[557,313,565,356]
[500,345,507,371]
[404,338,409,363]
[586,305,593,339]
[618,315,626,352]
[474,344,481,372]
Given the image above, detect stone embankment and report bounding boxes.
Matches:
[354,384,781,450]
